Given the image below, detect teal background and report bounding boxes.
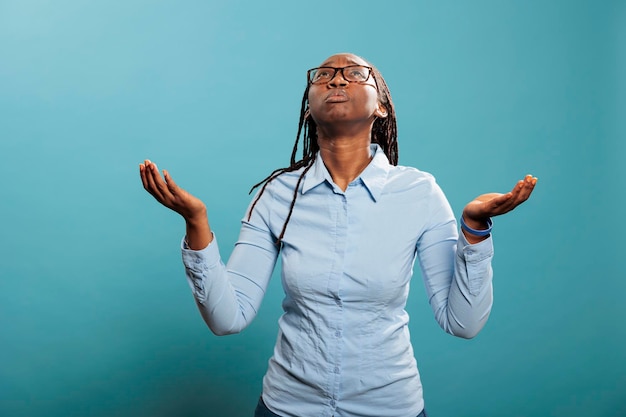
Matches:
[1,0,624,416]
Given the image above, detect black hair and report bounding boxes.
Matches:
[247,58,398,245]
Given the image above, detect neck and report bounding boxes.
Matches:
[317,132,372,191]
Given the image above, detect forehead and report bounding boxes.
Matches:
[319,53,370,67]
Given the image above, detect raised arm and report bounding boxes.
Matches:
[419,174,537,339]
[139,160,279,336]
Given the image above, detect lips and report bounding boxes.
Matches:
[325,89,349,103]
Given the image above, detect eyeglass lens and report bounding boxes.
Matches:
[309,66,370,84]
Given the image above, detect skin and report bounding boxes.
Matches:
[139,53,537,248]
[307,54,387,193]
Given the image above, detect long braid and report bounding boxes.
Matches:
[248,58,398,245]
[247,86,312,221]
[277,161,315,243]
[370,66,398,165]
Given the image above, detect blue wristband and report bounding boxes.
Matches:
[460,216,493,237]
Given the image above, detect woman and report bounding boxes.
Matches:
[140,53,536,417]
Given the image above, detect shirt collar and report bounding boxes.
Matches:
[301,144,390,202]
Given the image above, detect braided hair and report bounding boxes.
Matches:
[247,58,398,245]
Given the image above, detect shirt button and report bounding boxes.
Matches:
[330,399,336,406]
[333,366,339,373]
[335,330,341,337]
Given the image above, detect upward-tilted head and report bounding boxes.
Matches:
[249,53,398,244]
[297,53,398,166]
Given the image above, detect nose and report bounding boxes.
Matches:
[329,69,348,87]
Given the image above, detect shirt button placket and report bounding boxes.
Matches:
[328,192,346,415]
[336,194,349,414]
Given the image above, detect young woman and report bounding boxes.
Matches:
[140,53,537,417]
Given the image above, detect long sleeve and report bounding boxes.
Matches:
[172,146,498,417]
[181,191,280,336]
[417,204,494,339]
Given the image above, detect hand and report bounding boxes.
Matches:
[139,160,206,222]
[462,175,537,239]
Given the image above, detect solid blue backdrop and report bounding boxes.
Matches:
[1,1,624,416]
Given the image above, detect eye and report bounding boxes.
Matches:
[314,68,333,81]
[348,67,368,80]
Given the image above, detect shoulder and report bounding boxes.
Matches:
[384,164,440,194]
[250,166,308,206]
[382,164,454,220]
[266,167,307,193]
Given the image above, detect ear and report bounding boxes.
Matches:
[375,105,388,118]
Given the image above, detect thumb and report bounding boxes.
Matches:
[474,192,503,203]
[163,170,179,192]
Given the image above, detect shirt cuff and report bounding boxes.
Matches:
[181,232,221,271]
[457,231,494,262]
[457,232,494,296]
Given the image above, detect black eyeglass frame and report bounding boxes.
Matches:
[306,65,375,85]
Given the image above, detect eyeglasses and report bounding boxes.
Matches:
[307,65,373,85]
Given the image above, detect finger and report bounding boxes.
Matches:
[161,169,186,207]
[474,193,503,203]
[150,163,172,196]
[163,170,197,212]
[515,181,534,203]
[162,169,180,194]
[144,161,167,202]
[510,175,537,204]
[140,160,158,189]
[140,160,158,195]
[502,175,537,211]
[490,195,518,216]
[505,180,525,203]
[139,162,150,190]
[490,192,514,207]
[464,200,498,220]
[470,175,537,218]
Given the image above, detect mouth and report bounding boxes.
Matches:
[325,89,349,103]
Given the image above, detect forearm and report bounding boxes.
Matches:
[182,223,279,336]
[444,237,494,338]
[420,226,494,339]
[184,208,213,250]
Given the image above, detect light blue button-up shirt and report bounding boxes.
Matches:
[182,144,494,417]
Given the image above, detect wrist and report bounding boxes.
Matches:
[184,214,213,250]
[460,216,493,237]
[183,206,207,226]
